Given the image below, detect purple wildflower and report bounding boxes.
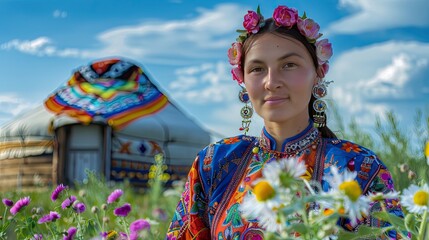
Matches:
[2,198,13,207]
[10,196,30,215]
[51,184,68,201]
[61,195,77,209]
[113,203,131,217]
[118,232,128,240]
[107,189,123,204]
[32,234,43,240]
[73,202,86,214]
[130,232,138,240]
[38,211,61,224]
[63,227,77,240]
[100,232,108,238]
[130,219,151,232]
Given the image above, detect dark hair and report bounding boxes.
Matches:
[241,18,337,139]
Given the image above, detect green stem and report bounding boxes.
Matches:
[120,218,130,237]
[102,209,106,233]
[77,214,82,239]
[94,212,102,232]
[418,209,428,240]
[300,208,311,240]
[2,208,6,225]
[46,223,55,238]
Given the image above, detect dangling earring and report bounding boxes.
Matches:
[238,87,252,135]
[312,78,332,128]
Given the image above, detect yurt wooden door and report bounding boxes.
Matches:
[66,124,104,183]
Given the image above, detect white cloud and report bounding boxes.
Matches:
[1,37,81,57]
[0,95,38,124]
[0,3,244,64]
[169,61,237,103]
[328,0,429,34]
[53,10,67,18]
[329,40,429,127]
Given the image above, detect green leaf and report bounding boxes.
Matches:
[256,5,261,15]
[289,223,308,235]
[404,214,418,236]
[302,11,307,20]
[372,212,406,230]
[338,225,388,240]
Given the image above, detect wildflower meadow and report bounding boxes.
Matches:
[1,109,428,239]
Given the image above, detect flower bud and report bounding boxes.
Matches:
[36,207,43,214]
[103,217,110,223]
[408,170,416,180]
[79,190,86,197]
[101,204,108,210]
[92,206,99,213]
[399,164,409,173]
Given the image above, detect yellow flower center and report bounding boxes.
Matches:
[253,180,276,202]
[339,180,362,202]
[107,230,118,239]
[425,142,429,157]
[413,190,429,206]
[323,208,334,216]
[233,49,238,58]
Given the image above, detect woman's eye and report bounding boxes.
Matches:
[283,63,297,69]
[250,67,263,73]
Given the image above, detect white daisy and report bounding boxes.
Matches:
[367,191,399,202]
[400,183,429,214]
[322,166,370,226]
[263,157,307,187]
[240,187,285,233]
[240,157,306,233]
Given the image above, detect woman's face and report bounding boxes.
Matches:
[244,33,317,126]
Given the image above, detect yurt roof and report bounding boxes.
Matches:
[0,58,211,160]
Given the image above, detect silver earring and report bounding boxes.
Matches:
[238,87,252,134]
[312,78,332,128]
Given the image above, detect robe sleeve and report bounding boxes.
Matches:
[165,155,211,240]
[341,160,410,239]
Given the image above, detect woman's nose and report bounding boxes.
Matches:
[264,69,282,90]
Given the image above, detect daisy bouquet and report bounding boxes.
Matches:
[240,142,429,239]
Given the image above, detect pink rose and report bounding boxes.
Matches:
[243,11,260,34]
[231,67,244,84]
[297,18,321,40]
[315,39,333,65]
[227,42,242,66]
[272,6,298,27]
[317,62,330,78]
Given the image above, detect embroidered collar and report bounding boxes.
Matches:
[259,121,320,155]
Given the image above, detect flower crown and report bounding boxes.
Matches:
[228,5,333,84]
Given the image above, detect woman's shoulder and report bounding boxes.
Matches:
[323,138,389,191]
[195,135,258,189]
[200,134,257,154]
[324,138,380,161]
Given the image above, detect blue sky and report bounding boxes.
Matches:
[1,0,428,140]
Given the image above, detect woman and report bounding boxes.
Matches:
[166,5,404,239]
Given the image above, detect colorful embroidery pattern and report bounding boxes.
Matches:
[166,125,406,239]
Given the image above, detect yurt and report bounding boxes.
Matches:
[0,58,211,191]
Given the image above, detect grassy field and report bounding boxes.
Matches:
[1,109,428,239]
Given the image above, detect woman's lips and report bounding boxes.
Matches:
[264,97,289,105]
